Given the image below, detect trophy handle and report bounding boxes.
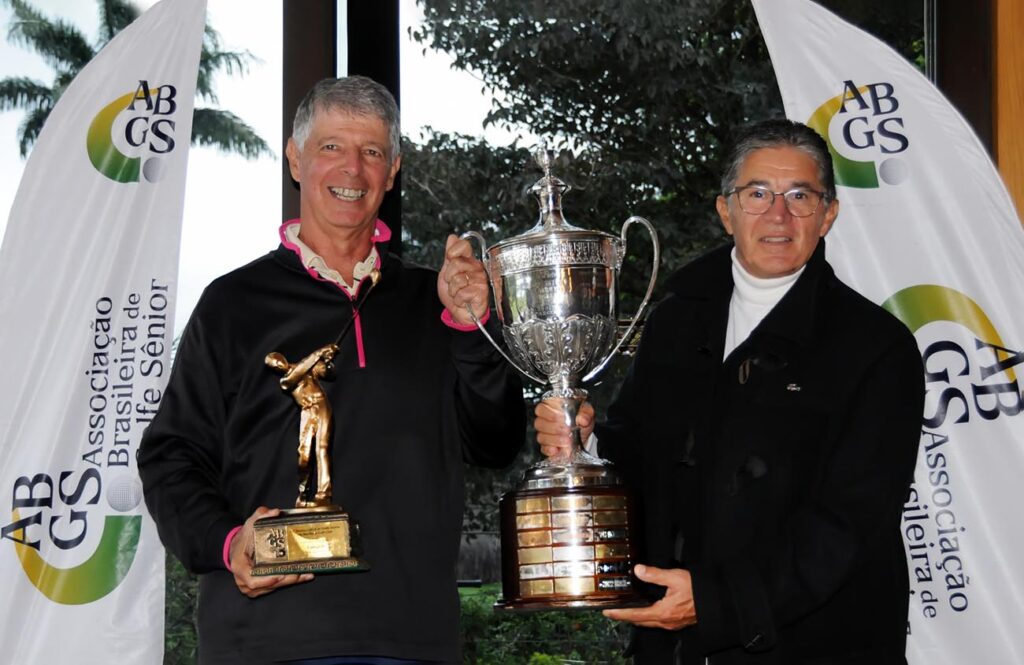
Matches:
[458,230,548,385]
[581,215,660,382]
[459,230,489,273]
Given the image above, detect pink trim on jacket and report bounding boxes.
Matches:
[278,219,392,368]
[354,309,367,366]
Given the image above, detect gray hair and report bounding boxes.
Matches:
[720,119,836,201]
[292,76,401,161]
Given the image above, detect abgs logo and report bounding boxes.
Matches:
[2,471,142,605]
[808,79,911,189]
[86,79,180,184]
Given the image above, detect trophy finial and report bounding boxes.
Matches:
[528,141,575,232]
[533,144,555,176]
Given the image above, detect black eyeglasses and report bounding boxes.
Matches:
[726,185,828,217]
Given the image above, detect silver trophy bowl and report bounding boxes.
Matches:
[463,146,659,610]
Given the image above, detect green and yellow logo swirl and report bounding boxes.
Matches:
[884,284,1017,384]
[10,511,141,605]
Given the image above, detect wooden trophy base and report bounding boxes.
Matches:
[495,479,649,612]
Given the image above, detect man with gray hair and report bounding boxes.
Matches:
[536,119,924,663]
[140,76,525,664]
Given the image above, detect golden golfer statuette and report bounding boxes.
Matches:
[251,274,380,576]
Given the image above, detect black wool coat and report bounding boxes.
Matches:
[598,242,924,664]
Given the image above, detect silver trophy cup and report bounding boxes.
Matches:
[463,147,659,610]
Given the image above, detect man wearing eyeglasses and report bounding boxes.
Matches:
[536,119,925,664]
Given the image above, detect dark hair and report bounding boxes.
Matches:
[292,76,400,161]
[720,119,835,201]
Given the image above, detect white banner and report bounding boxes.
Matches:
[753,1,1024,663]
[0,0,206,661]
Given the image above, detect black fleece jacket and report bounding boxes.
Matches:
[139,236,525,664]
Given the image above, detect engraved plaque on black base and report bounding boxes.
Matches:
[252,507,367,576]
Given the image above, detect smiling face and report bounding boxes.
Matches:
[285,107,401,241]
[716,146,839,279]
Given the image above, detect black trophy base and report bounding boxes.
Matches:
[251,506,369,576]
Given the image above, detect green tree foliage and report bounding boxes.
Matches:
[460,584,631,664]
[818,0,925,71]
[401,132,538,265]
[0,0,271,158]
[164,556,199,664]
[407,0,783,286]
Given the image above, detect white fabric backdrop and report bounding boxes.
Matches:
[0,0,205,661]
[753,1,1024,663]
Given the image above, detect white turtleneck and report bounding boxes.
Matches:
[723,248,804,360]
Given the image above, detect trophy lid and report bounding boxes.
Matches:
[484,144,623,273]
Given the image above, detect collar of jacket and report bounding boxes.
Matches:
[272,218,395,293]
[667,240,833,358]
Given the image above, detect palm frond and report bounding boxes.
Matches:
[202,47,252,78]
[6,0,94,71]
[195,29,254,103]
[0,76,51,111]
[194,23,224,100]
[50,69,77,104]
[0,0,269,162]
[98,0,139,43]
[17,104,50,156]
[191,107,273,160]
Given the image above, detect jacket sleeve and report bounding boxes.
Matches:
[593,300,666,485]
[448,312,526,468]
[137,308,239,574]
[692,330,925,653]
